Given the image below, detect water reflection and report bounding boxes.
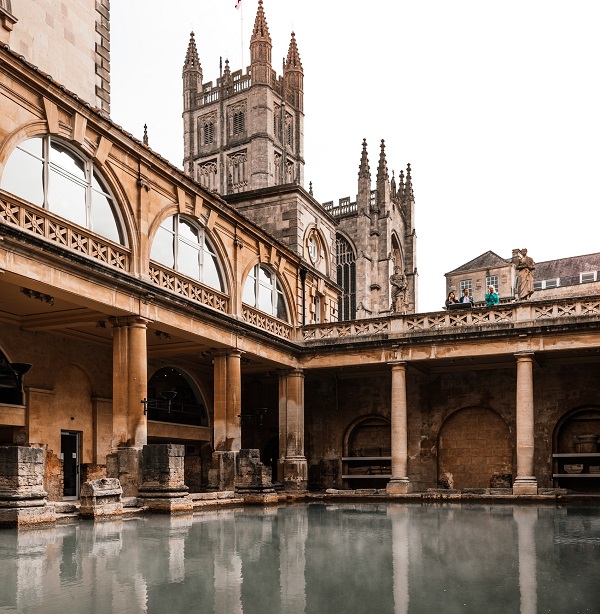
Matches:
[0,504,599,613]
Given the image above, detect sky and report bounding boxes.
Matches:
[110,1,600,313]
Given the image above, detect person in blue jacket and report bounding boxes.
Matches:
[459,287,474,305]
[485,285,499,307]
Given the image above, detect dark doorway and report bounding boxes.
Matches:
[61,431,80,499]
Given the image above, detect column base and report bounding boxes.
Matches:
[386,477,412,495]
[512,477,538,495]
[283,456,308,491]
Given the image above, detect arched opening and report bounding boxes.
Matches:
[150,214,225,292]
[1,135,125,245]
[438,407,512,490]
[147,367,208,427]
[242,263,289,322]
[552,406,600,492]
[342,415,391,489]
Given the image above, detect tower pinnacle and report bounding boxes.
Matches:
[358,138,370,180]
[183,31,200,70]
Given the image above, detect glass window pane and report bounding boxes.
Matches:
[50,143,86,182]
[160,216,175,231]
[242,275,256,305]
[258,266,272,286]
[258,285,273,314]
[150,225,175,268]
[48,167,86,227]
[178,239,201,279]
[203,250,223,291]
[92,171,111,196]
[276,291,288,321]
[179,218,199,244]
[1,148,44,207]
[19,138,43,158]
[90,190,120,243]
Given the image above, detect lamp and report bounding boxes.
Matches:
[141,390,177,415]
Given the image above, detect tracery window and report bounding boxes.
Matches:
[197,160,218,191]
[336,235,356,321]
[150,214,223,291]
[228,151,247,191]
[1,135,123,244]
[242,264,289,322]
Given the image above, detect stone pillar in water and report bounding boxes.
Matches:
[80,477,123,518]
[513,352,538,495]
[138,444,192,513]
[387,361,412,494]
[0,446,56,527]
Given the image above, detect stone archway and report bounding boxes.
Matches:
[438,407,512,490]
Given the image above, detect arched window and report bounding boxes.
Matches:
[233,111,244,136]
[150,215,224,291]
[1,136,124,244]
[336,235,356,321]
[243,264,289,322]
[147,367,208,427]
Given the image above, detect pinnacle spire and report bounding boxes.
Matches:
[183,31,200,70]
[405,163,414,201]
[358,139,370,180]
[143,124,148,146]
[285,32,303,71]
[376,139,388,183]
[398,169,405,200]
[251,0,271,44]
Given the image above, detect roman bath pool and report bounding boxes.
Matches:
[0,503,599,613]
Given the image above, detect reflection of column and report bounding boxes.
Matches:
[514,507,538,614]
[15,528,57,610]
[279,506,307,613]
[227,350,242,452]
[214,540,243,613]
[387,362,411,494]
[278,369,307,490]
[167,514,193,583]
[513,352,537,494]
[213,351,228,451]
[388,506,410,614]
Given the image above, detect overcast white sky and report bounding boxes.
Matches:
[111,1,600,313]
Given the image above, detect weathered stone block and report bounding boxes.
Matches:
[106,448,142,497]
[80,478,123,518]
[208,451,237,492]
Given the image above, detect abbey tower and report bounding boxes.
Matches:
[182,0,417,320]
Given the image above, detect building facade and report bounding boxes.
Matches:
[1,1,599,522]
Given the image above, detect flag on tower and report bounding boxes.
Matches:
[235,0,242,8]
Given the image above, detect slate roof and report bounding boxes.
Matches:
[445,251,509,276]
[535,252,600,283]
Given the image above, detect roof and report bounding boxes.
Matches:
[535,252,600,281]
[445,251,509,276]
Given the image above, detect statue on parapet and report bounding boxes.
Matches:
[390,266,408,314]
[513,248,535,300]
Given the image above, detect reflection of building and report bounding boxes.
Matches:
[446,250,600,304]
[1,0,600,512]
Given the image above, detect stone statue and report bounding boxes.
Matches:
[390,266,408,314]
[514,248,535,300]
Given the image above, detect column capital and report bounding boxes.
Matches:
[514,351,534,362]
[387,360,407,371]
[108,316,151,329]
[276,368,304,378]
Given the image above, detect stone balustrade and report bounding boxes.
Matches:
[300,296,600,344]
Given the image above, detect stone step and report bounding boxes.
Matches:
[54,501,80,514]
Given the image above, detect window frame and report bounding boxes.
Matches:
[1,135,125,245]
[486,275,499,293]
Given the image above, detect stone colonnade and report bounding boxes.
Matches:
[386,352,539,494]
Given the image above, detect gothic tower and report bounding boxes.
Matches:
[182,0,304,195]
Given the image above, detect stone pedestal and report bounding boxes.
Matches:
[282,456,308,492]
[386,477,412,495]
[0,446,56,527]
[80,477,123,518]
[236,449,278,504]
[138,444,192,513]
[106,448,142,497]
[208,451,237,492]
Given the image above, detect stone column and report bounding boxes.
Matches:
[128,318,148,448]
[513,352,538,494]
[212,351,228,452]
[278,369,307,491]
[107,317,148,497]
[387,361,411,494]
[226,350,242,452]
